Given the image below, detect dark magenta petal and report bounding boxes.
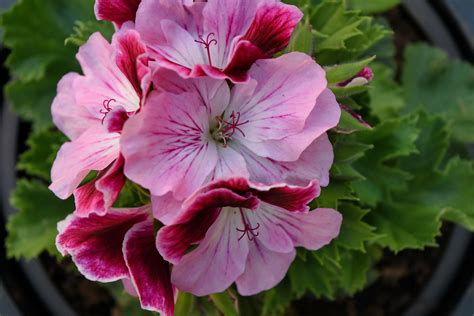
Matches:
[156,186,259,263]
[113,27,149,97]
[124,221,175,315]
[243,3,302,55]
[73,156,125,217]
[95,0,141,27]
[56,208,149,282]
[252,181,320,213]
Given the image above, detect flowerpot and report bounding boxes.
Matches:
[1,1,473,315]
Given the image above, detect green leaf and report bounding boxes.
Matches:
[210,292,239,316]
[367,114,474,251]
[286,18,314,55]
[326,55,375,84]
[335,110,372,134]
[310,0,388,65]
[347,0,400,14]
[368,63,405,120]
[402,44,474,143]
[1,0,96,130]
[65,20,114,46]
[6,180,73,260]
[261,278,294,316]
[338,250,372,295]
[336,203,377,252]
[175,292,196,316]
[17,130,66,180]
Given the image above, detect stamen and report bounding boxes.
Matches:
[214,111,249,146]
[195,33,217,67]
[100,99,116,124]
[236,208,260,241]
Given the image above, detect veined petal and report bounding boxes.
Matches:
[73,156,125,218]
[157,185,258,263]
[153,67,230,117]
[211,146,250,181]
[170,210,249,296]
[259,203,342,251]
[228,53,327,142]
[50,127,120,199]
[76,32,140,113]
[52,73,99,140]
[203,0,258,69]
[236,241,295,296]
[113,26,149,98]
[123,221,175,315]
[56,207,150,282]
[241,89,340,162]
[121,91,218,200]
[241,2,302,56]
[151,193,185,225]
[95,0,141,27]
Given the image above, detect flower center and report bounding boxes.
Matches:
[236,208,260,241]
[211,111,249,147]
[195,33,217,67]
[100,98,116,124]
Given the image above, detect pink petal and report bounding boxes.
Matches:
[203,0,258,69]
[211,146,250,181]
[157,186,258,264]
[50,127,120,199]
[228,53,327,142]
[122,278,138,297]
[236,241,295,296]
[170,210,249,296]
[95,0,141,27]
[241,2,302,56]
[56,208,150,282]
[283,134,334,187]
[51,73,99,140]
[76,32,140,113]
[241,89,340,162]
[121,91,218,200]
[123,221,175,315]
[151,193,185,225]
[136,0,203,49]
[153,67,230,117]
[235,134,334,187]
[260,204,342,251]
[73,156,125,217]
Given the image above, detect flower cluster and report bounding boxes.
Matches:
[51,0,343,314]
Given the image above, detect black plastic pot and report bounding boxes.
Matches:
[1,0,473,315]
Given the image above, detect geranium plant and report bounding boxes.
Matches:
[2,0,473,315]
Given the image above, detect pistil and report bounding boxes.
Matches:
[195,33,217,67]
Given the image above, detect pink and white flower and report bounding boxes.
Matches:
[49,25,150,217]
[135,0,303,83]
[95,0,142,27]
[121,53,341,223]
[56,206,175,314]
[156,178,342,296]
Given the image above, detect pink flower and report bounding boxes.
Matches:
[135,0,303,82]
[56,206,175,314]
[95,0,142,27]
[156,178,342,296]
[49,25,150,217]
[121,53,341,223]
